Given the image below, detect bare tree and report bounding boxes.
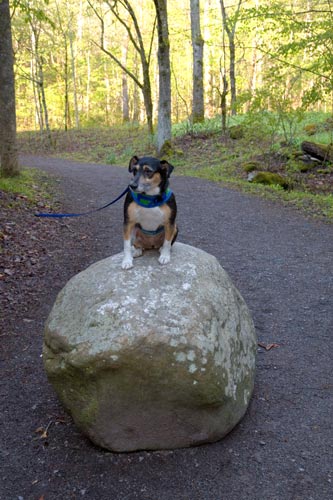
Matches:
[0,0,19,177]
[89,0,155,135]
[153,0,172,154]
[190,0,204,123]
[219,0,243,114]
[29,15,52,144]
[55,0,80,130]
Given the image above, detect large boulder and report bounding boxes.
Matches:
[43,243,256,452]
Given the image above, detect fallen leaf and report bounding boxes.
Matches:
[258,342,281,351]
[35,421,52,438]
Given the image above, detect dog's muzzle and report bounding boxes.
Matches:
[130,171,141,190]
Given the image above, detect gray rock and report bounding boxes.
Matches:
[43,243,256,452]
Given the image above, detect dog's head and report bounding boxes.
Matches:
[128,156,174,195]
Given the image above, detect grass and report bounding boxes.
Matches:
[16,111,333,222]
[0,168,53,203]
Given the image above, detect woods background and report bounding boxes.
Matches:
[11,0,333,135]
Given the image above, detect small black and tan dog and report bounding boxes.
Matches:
[122,155,178,269]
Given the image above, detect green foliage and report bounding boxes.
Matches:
[12,0,55,27]
[172,116,223,137]
[244,84,305,146]
[10,0,333,132]
[105,152,117,165]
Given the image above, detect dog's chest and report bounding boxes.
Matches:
[133,205,165,230]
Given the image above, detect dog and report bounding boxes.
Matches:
[122,155,178,270]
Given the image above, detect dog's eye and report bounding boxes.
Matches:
[144,168,154,177]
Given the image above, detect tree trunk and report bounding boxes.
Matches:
[133,52,141,122]
[64,37,70,131]
[31,28,43,131]
[37,57,52,144]
[229,37,236,114]
[30,20,52,145]
[121,43,130,123]
[153,0,172,155]
[85,50,91,119]
[31,55,42,130]
[69,31,80,128]
[0,0,19,177]
[190,0,204,123]
[104,62,111,125]
[221,73,228,133]
[219,0,243,115]
[142,65,154,135]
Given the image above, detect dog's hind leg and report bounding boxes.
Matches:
[132,246,143,258]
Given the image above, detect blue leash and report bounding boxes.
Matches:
[35,186,129,218]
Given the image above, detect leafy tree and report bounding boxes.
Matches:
[243,0,333,113]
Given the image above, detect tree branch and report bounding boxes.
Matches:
[88,0,143,89]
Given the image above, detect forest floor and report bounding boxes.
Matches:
[1,154,332,499]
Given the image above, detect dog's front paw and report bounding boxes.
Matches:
[158,252,171,265]
[122,256,134,270]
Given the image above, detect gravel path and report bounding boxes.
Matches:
[1,155,332,500]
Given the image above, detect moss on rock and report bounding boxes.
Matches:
[250,171,290,190]
[243,161,262,173]
[229,125,244,140]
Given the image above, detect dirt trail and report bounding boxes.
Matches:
[1,155,332,500]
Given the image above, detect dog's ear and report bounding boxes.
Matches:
[160,160,174,178]
[129,155,139,172]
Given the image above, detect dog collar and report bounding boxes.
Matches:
[129,188,173,208]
